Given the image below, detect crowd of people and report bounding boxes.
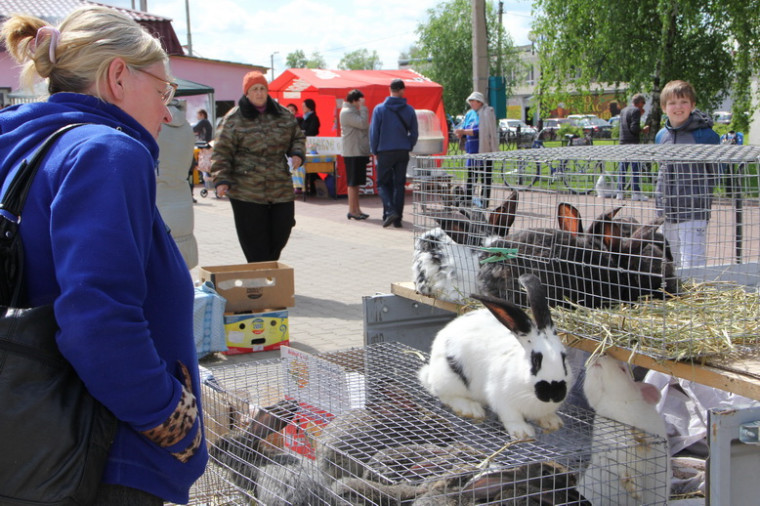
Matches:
[0,3,736,503]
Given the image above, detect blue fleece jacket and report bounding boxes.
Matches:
[0,93,207,504]
[369,96,418,154]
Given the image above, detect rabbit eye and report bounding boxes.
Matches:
[530,351,543,376]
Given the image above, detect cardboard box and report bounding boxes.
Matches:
[223,310,289,355]
[199,262,294,313]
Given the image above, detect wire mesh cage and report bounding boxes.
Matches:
[412,144,760,360]
[190,342,670,505]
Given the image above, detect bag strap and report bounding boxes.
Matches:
[0,123,87,222]
[389,108,411,135]
[0,123,88,306]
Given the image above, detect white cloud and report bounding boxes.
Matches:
[105,0,534,73]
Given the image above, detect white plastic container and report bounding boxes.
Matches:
[412,109,444,155]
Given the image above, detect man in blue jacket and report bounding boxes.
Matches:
[370,79,418,228]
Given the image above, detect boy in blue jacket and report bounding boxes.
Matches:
[655,80,720,269]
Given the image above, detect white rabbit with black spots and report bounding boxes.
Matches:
[418,274,572,439]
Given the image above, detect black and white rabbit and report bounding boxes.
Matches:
[578,355,670,505]
[209,400,333,505]
[477,203,678,308]
[418,274,571,439]
[413,192,518,304]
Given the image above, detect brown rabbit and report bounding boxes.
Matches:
[477,203,679,308]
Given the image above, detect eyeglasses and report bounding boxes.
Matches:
[134,68,178,105]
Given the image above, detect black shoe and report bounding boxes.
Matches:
[393,219,403,228]
[359,212,370,219]
[383,213,399,228]
[347,213,364,220]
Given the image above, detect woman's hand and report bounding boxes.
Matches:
[291,155,303,169]
[216,184,229,198]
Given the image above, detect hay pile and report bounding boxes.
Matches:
[552,281,760,361]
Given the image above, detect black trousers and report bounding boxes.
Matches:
[229,198,295,262]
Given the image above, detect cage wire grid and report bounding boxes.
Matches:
[187,343,670,505]
[412,144,760,361]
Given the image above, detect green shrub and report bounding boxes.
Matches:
[557,124,583,138]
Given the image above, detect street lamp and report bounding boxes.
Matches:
[270,52,279,81]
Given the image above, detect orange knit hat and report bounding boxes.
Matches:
[242,71,268,94]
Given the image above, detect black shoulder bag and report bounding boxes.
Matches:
[0,124,118,505]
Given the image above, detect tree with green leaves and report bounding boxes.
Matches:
[531,0,760,138]
[285,50,308,69]
[285,49,328,69]
[338,49,382,70]
[412,0,519,117]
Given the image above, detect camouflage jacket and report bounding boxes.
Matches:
[211,96,305,203]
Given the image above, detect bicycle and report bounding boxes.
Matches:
[500,137,545,190]
[550,133,604,195]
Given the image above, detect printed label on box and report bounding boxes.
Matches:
[223,310,289,355]
[279,347,366,458]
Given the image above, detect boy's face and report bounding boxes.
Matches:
[663,95,695,128]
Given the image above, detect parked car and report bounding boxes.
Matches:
[539,117,571,140]
[567,114,597,123]
[576,117,612,138]
[499,119,538,144]
[608,115,620,127]
[713,111,732,125]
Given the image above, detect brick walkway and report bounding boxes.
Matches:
[191,191,415,366]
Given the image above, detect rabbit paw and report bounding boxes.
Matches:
[536,413,564,433]
[502,420,536,439]
[441,396,486,419]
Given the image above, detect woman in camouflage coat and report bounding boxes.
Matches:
[211,71,306,262]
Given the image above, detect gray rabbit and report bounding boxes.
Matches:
[209,400,335,505]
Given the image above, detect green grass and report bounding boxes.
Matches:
[440,142,759,198]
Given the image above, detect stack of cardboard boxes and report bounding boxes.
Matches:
[199,262,294,354]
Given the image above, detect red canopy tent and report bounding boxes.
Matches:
[269,69,448,196]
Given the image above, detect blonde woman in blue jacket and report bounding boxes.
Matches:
[0,6,206,504]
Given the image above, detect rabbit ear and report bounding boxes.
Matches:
[431,210,471,245]
[488,190,519,237]
[628,219,664,243]
[461,474,508,500]
[624,218,670,258]
[250,400,299,438]
[638,382,661,405]
[588,207,624,250]
[470,293,534,336]
[557,203,583,236]
[519,273,553,331]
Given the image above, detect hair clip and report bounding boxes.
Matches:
[35,26,61,64]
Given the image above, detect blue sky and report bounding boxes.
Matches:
[101,0,534,76]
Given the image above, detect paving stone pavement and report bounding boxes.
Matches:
[191,191,415,367]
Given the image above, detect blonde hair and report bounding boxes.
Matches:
[0,5,168,98]
[660,80,697,107]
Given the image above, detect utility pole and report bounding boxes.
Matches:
[185,0,193,56]
[139,0,147,11]
[497,0,503,77]
[471,0,489,95]
[270,52,279,81]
